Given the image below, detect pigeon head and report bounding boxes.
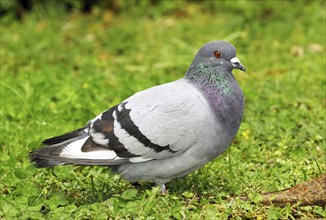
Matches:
[190,41,246,73]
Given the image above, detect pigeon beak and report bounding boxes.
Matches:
[230,57,246,72]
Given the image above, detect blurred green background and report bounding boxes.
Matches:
[0,0,325,219]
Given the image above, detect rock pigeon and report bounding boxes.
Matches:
[30,41,246,193]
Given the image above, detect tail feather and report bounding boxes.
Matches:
[29,148,129,167]
[30,127,129,168]
[42,126,88,145]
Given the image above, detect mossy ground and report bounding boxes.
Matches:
[0,1,325,219]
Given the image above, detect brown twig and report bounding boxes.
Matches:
[259,173,326,206]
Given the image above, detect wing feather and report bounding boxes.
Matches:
[87,79,212,162]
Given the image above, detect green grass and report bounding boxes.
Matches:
[1,1,325,219]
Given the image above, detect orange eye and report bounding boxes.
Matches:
[214,50,222,58]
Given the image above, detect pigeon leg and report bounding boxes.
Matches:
[160,184,167,195]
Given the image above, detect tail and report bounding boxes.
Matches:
[29,127,129,168]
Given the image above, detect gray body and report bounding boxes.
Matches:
[30,41,245,189]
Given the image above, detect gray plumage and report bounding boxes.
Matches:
[30,41,246,193]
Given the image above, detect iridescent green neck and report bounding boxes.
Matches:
[185,63,234,96]
[185,62,244,138]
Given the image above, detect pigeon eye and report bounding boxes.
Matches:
[214,50,222,58]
